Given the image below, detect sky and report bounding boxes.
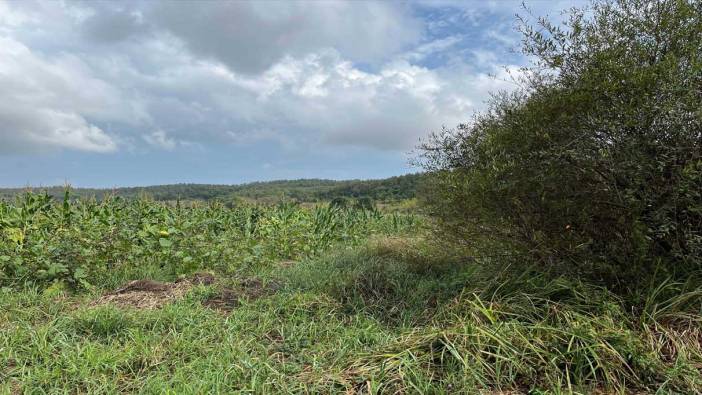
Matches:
[0,0,583,187]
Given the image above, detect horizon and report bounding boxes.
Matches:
[0,173,420,190]
[0,0,583,187]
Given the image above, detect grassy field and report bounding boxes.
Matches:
[1,193,701,394]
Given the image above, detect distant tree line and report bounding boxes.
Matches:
[0,173,426,204]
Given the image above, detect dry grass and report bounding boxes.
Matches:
[90,279,194,310]
[90,273,216,310]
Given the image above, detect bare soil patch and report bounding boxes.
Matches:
[277,260,297,269]
[187,272,216,286]
[90,273,279,312]
[240,277,281,298]
[201,288,240,312]
[91,273,216,310]
[9,380,21,395]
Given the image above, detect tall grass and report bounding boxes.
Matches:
[286,238,702,393]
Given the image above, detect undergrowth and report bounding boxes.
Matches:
[2,236,700,393]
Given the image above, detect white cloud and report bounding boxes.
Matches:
[0,0,565,156]
[0,1,33,32]
[0,36,118,153]
[403,35,464,62]
[0,107,117,153]
[217,50,517,150]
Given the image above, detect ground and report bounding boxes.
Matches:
[2,237,701,394]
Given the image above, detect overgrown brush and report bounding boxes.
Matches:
[2,234,701,393]
[418,0,702,285]
[287,238,702,393]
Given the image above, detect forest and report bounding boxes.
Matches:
[0,173,425,204]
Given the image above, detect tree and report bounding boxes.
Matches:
[418,0,702,285]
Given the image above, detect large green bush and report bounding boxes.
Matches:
[418,0,701,285]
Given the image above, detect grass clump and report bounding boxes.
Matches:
[285,237,702,393]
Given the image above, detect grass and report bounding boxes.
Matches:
[2,236,701,394]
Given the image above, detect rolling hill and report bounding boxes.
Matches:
[0,173,426,203]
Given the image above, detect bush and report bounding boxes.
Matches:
[353,197,375,211]
[417,0,702,286]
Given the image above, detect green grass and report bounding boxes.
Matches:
[2,237,701,394]
[1,195,701,393]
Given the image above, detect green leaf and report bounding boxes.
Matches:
[73,266,87,280]
[159,238,173,248]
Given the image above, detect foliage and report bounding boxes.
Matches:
[0,192,418,290]
[4,1,702,392]
[418,0,702,285]
[0,173,427,204]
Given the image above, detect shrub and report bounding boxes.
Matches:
[353,197,375,211]
[417,0,702,285]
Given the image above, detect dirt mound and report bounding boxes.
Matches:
[240,277,281,298]
[189,272,216,286]
[114,279,170,294]
[92,273,216,310]
[91,273,279,312]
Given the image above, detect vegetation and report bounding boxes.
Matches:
[418,0,702,286]
[0,173,425,205]
[2,227,701,393]
[2,0,701,393]
[0,191,416,290]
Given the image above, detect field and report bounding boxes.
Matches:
[1,192,700,394]
[3,0,701,392]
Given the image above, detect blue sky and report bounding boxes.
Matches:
[0,0,583,187]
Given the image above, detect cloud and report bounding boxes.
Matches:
[221,50,522,150]
[409,35,464,57]
[0,36,117,153]
[143,130,176,150]
[0,0,575,157]
[0,107,116,153]
[148,1,422,75]
[81,5,148,43]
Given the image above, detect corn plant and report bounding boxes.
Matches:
[0,192,419,289]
